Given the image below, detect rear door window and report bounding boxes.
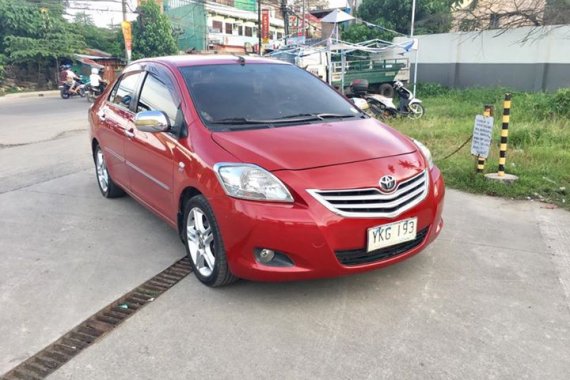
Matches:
[108,72,143,110]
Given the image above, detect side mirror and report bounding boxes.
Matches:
[134,110,170,133]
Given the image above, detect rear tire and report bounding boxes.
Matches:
[93,145,125,198]
[60,89,70,99]
[378,83,394,98]
[184,195,238,287]
[368,100,390,120]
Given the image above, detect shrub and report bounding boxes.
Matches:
[553,88,570,117]
[0,54,5,82]
[417,82,449,97]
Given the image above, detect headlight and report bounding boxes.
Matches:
[214,163,294,202]
[412,139,434,169]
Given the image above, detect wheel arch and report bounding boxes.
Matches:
[91,138,100,161]
[177,186,203,241]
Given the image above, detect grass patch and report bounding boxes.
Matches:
[388,86,570,210]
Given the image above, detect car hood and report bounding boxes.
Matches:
[211,118,417,171]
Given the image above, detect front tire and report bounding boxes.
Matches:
[408,103,425,119]
[94,145,125,198]
[184,195,237,287]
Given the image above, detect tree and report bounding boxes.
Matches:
[356,0,459,36]
[545,0,570,24]
[341,24,390,43]
[132,0,178,60]
[454,0,570,31]
[0,0,85,85]
[72,12,122,56]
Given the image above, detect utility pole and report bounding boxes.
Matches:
[258,0,262,54]
[410,0,416,37]
[122,0,128,62]
[281,0,288,45]
[410,0,418,96]
[122,0,127,23]
[302,0,305,42]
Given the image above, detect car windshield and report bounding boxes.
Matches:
[179,62,363,131]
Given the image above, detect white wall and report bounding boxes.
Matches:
[394,26,570,91]
[395,26,570,65]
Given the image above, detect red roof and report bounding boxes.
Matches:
[84,48,113,58]
[76,56,104,69]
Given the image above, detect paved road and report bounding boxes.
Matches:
[1,96,569,379]
[0,95,90,194]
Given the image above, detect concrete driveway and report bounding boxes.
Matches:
[1,95,569,379]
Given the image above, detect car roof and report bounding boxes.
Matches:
[137,54,289,68]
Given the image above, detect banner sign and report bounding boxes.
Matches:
[262,9,270,44]
[471,115,494,158]
[121,21,132,62]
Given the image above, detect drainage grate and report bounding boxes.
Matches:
[0,257,192,380]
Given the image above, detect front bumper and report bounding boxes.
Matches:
[210,165,445,282]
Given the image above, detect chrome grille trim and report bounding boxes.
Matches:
[307,170,429,218]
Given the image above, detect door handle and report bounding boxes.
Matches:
[125,128,135,138]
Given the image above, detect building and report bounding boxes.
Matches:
[165,0,285,53]
[74,49,124,83]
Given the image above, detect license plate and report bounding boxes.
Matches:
[367,218,417,252]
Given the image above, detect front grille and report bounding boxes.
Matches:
[307,170,428,218]
[336,226,429,266]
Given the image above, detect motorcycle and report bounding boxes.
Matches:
[85,81,107,103]
[347,79,379,118]
[59,79,86,99]
[349,80,425,120]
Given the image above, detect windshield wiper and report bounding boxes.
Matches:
[209,117,271,125]
[210,113,361,127]
[276,113,360,121]
[274,113,323,121]
[316,113,361,119]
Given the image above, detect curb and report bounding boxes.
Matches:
[1,90,60,100]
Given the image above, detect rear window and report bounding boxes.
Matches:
[180,63,361,131]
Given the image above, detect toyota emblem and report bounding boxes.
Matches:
[379,175,397,193]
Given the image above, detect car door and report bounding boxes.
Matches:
[124,66,182,219]
[97,71,144,189]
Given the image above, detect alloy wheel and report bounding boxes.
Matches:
[408,103,425,119]
[96,148,109,193]
[186,207,216,277]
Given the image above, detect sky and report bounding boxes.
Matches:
[67,0,138,28]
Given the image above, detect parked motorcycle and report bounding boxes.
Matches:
[349,80,425,120]
[347,79,381,118]
[59,80,86,99]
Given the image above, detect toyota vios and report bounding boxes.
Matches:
[89,55,445,287]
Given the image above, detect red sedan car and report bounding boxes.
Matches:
[89,55,445,287]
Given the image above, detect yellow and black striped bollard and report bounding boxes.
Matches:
[477,104,494,173]
[498,94,512,177]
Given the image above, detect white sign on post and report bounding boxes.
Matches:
[471,115,494,158]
